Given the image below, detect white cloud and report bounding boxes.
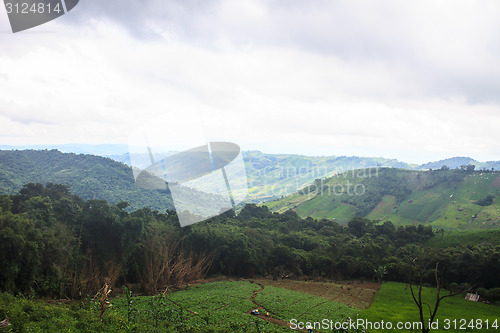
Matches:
[0,0,499,164]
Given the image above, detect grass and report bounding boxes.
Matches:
[267,170,500,231]
[0,282,289,332]
[367,195,396,220]
[111,281,290,332]
[256,285,359,323]
[295,198,355,223]
[0,292,110,332]
[396,189,451,222]
[3,281,498,332]
[0,281,362,332]
[425,229,500,247]
[361,282,500,332]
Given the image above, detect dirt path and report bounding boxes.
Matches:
[247,280,310,332]
[252,278,379,309]
[295,300,329,320]
[493,175,500,187]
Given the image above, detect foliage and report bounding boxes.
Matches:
[0,149,173,212]
[268,168,500,229]
[476,287,500,304]
[255,285,358,322]
[0,281,357,332]
[1,183,500,301]
[360,282,500,333]
[0,292,111,332]
[110,281,291,332]
[476,193,495,206]
[0,184,212,298]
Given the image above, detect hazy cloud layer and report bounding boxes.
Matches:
[1,0,499,163]
[68,0,500,104]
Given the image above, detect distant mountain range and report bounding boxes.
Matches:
[418,156,500,171]
[1,146,500,220]
[0,144,130,156]
[2,144,499,171]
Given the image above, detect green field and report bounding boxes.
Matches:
[0,281,362,332]
[2,280,498,332]
[255,285,358,323]
[425,229,500,247]
[361,282,500,332]
[295,198,356,222]
[367,195,396,220]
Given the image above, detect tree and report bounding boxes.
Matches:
[139,232,213,293]
[460,164,476,173]
[476,193,494,206]
[409,260,470,333]
[0,195,12,212]
[348,217,372,238]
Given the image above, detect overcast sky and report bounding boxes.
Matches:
[1,0,499,164]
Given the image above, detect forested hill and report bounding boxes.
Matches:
[0,149,413,208]
[419,156,500,171]
[0,149,174,211]
[113,150,500,203]
[267,167,500,230]
[241,150,413,203]
[1,184,499,299]
[2,149,500,220]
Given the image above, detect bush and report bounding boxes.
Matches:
[476,193,494,206]
[477,287,500,304]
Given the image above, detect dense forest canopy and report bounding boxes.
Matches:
[0,149,175,211]
[1,184,499,301]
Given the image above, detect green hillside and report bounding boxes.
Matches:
[425,229,500,247]
[0,149,174,211]
[242,151,414,203]
[2,149,500,226]
[266,167,500,229]
[419,156,500,171]
[106,150,500,204]
[0,149,417,213]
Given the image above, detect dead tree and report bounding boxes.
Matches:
[409,261,470,333]
[140,234,214,294]
[0,317,11,328]
[97,283,112,322]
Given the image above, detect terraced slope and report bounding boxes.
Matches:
[266,168,500,229]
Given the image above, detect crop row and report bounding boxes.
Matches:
[256,285,358,323]
[110,281,291,332]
